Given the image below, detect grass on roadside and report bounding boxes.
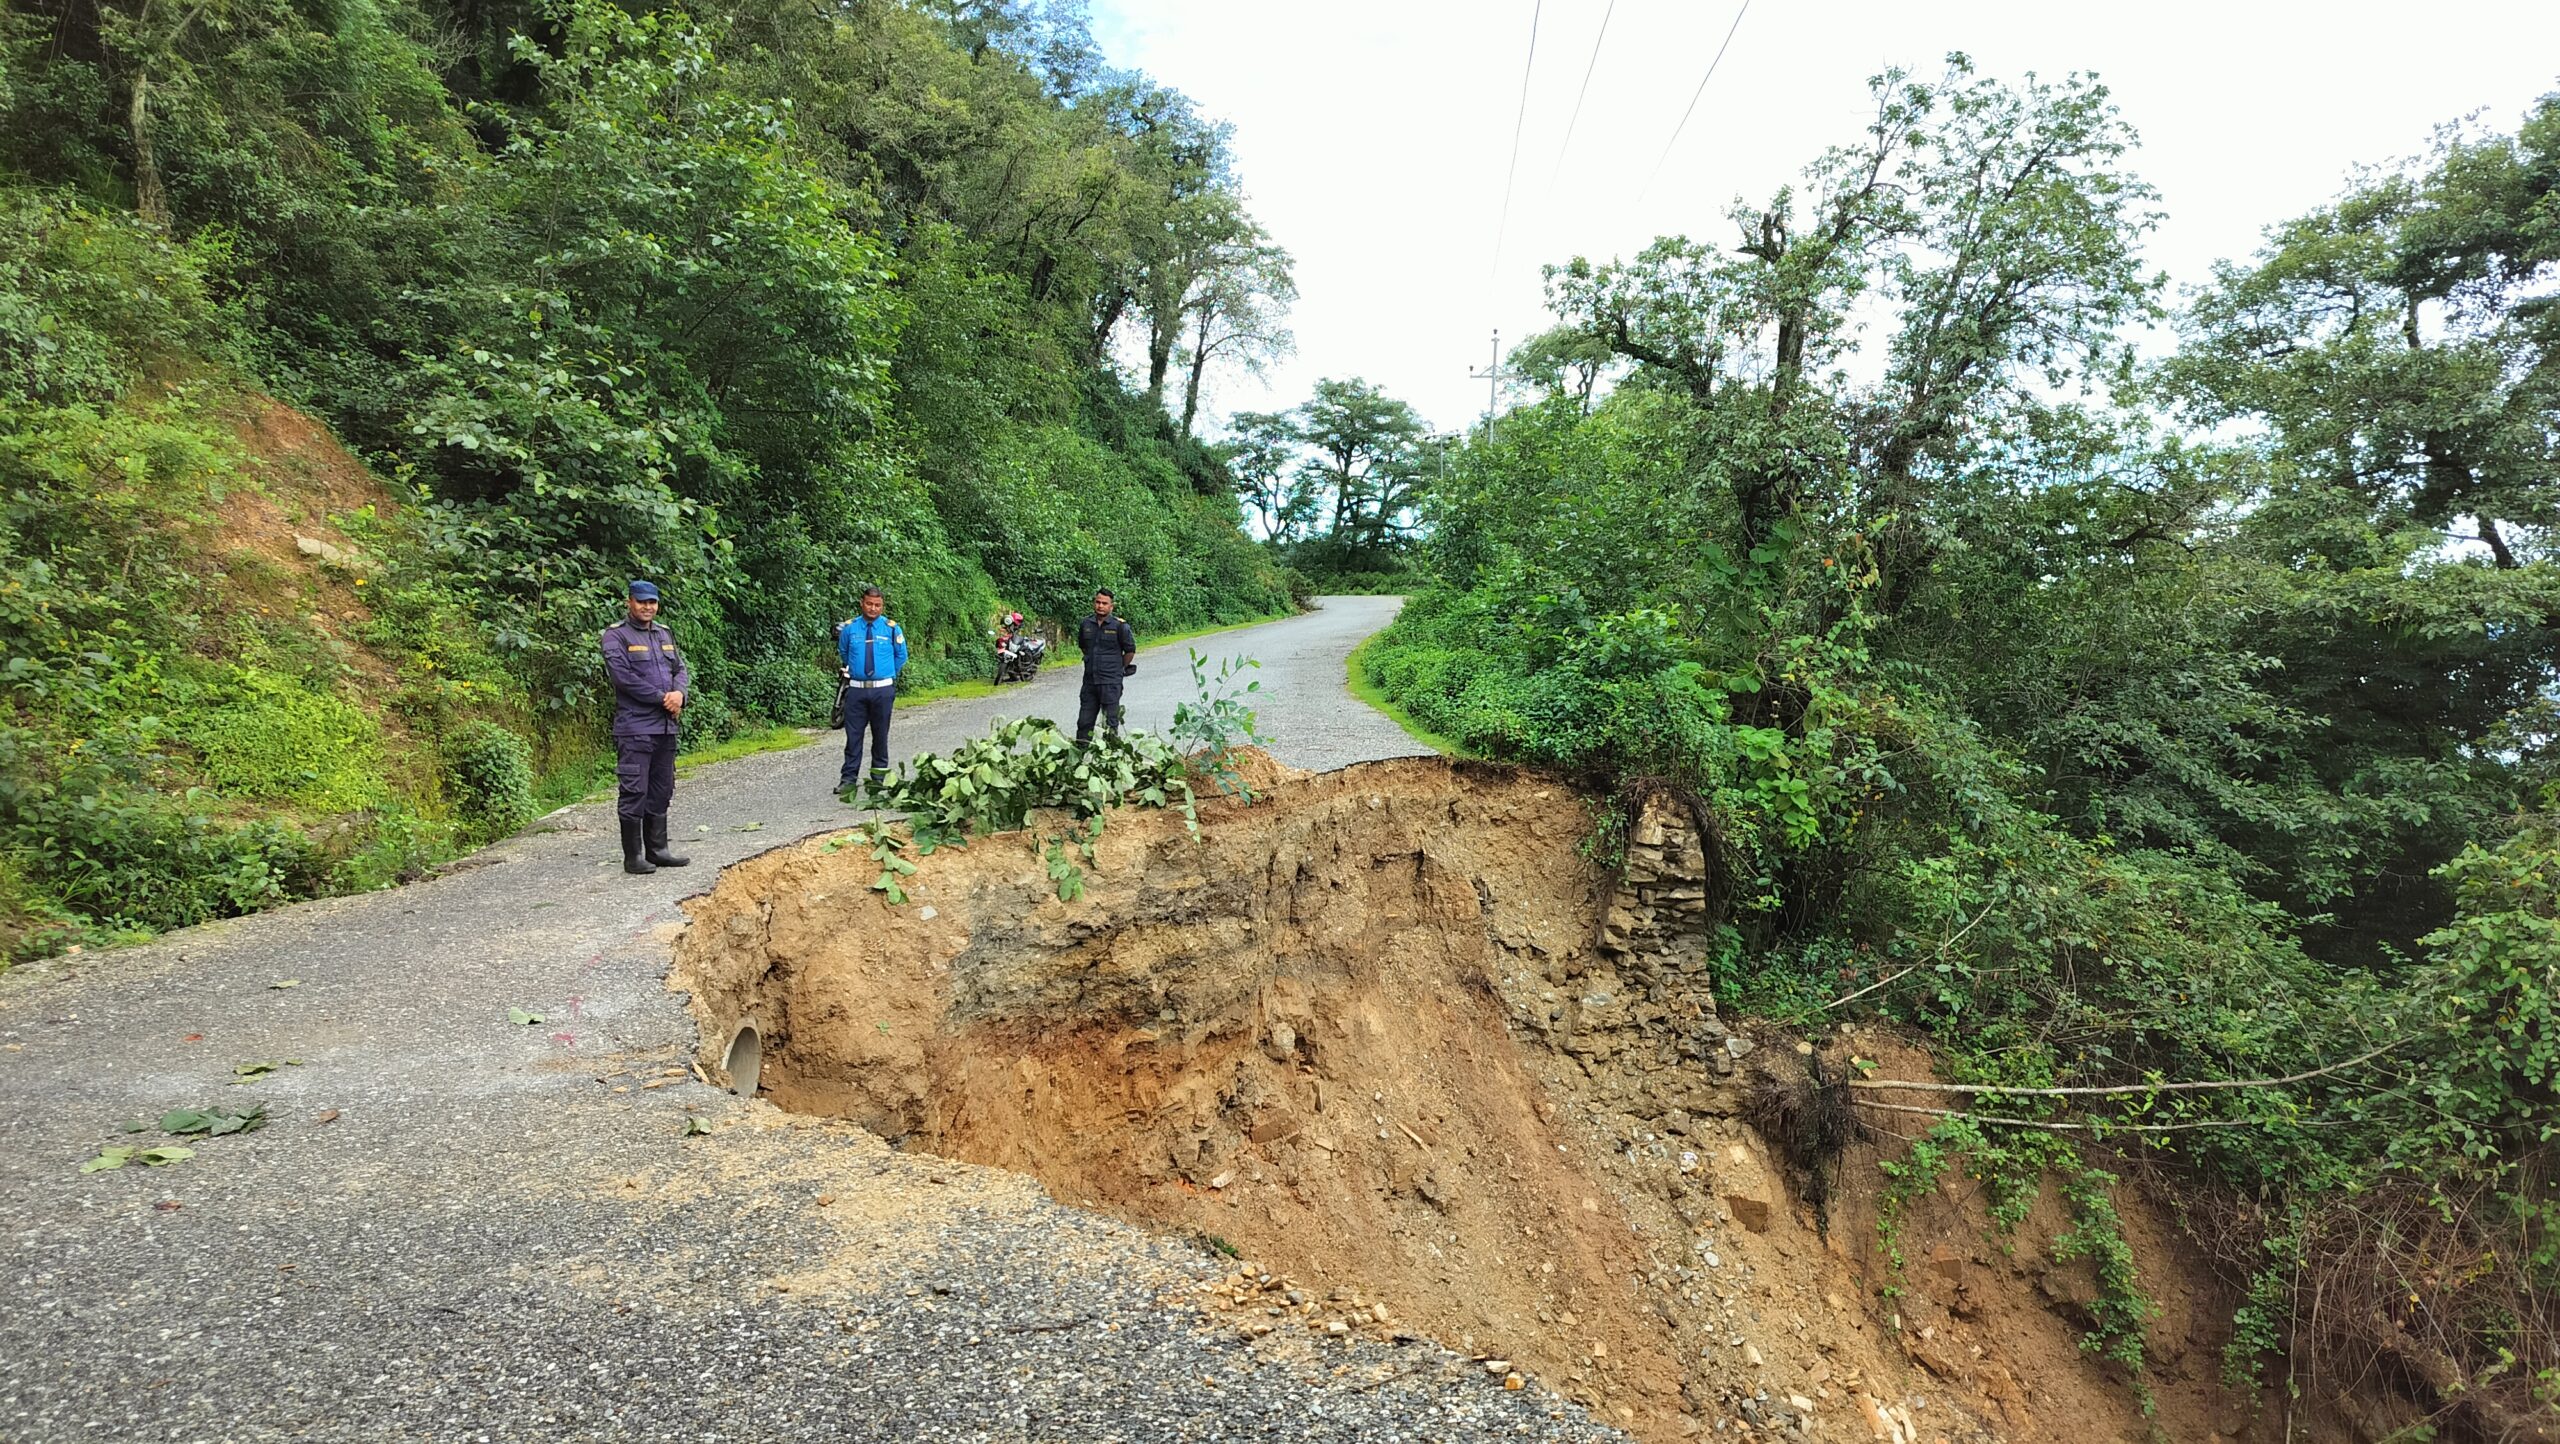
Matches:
[900,676,1003,706]
[1136,606,1300,654]
[531,724,821,809]
[532,748,616,815]
[676,724,820,774]
[1345,630,1473,758]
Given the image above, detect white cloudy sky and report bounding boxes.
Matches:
[1086,1,2560,436]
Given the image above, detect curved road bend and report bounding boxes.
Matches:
[0,598,1617,1444]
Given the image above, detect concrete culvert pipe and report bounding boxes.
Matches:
[723,1025,762,1097]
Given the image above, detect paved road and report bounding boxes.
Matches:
[0,599,1616,1444]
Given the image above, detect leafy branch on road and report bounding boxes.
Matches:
[845,679,1280,905]
[83,1102,269,1172]
[869,720,1201,849]
[1170,650,1270,800]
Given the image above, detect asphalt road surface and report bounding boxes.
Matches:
[0,598,1624,1444]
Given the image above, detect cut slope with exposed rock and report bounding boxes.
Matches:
[672,756,2273,1443]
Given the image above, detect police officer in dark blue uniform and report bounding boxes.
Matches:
[1074,588,1137,744]
[600,580,691,875]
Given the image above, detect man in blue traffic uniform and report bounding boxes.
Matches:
[837,585,907,797]
[599,579,691,875]
[1074,587,1137,745]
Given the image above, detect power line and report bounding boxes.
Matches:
[1634,0,1751,205]
[1540,0,1615,204]
[1487,0,1543,285]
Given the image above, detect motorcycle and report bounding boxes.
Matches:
[993,612,1046,684]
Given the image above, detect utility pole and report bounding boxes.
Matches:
[1467,329,1500,442]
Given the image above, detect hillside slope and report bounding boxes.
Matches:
[2,0,1308,961]
[0,352,545,960]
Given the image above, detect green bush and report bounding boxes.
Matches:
[0,190,233,407]
[1292,566,1417,596]
[1278,566,1319,610]
[329,805,454,892]
[0,851,82,966]
[442,720,537,841]
[0,726,318,946]
[188,669,386,813]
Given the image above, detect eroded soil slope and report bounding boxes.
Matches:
[672,758,2269,1444]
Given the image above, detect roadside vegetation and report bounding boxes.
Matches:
[0,0,1298,961]
[1365,60,2560,1431]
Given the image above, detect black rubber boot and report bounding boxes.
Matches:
[620,816,656,875]
[644,815,690,868]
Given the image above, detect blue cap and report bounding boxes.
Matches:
[627,579,661,601]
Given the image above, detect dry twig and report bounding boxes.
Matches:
[1843,1038,2406,1097]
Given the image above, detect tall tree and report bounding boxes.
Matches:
[1548,53,2160,578]
[2175,94,2560,568]
[2151,92,2560,954]
[1503,325,1615,413]
[1291,377,1427,565]
[1117,87,1242,401]
[1223,409,1300,541]
[1177,233,1294,436]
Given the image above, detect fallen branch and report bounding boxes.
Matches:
[995,1313,1097,1334]
[1825,962,1920,1012]
[1849,1099,2307,1133]
[1843,1038,2407,1097]
[1824,899,1995,1011]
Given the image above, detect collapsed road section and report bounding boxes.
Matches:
[672,757,2267,1444]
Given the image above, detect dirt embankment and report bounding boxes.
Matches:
[671,758,2270,1444]
[204,394,398,677]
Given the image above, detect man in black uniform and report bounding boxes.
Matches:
[599,579,691,875]
[1074,587,1137,745]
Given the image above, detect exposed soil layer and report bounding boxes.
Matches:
[208,393,395,660]
[672,757,2273,1443]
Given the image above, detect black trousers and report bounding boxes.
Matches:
[1075,679,1123,743]
[840,687,894,784]
[613,733,677,820]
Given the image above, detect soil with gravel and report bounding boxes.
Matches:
[672,754,2273,1444]
[0,599,1630,1444]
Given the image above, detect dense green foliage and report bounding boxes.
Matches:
[441,718,538,838]
[0,197,343,956]
[0,0,1295,958]
[1371,58,2560,1428]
